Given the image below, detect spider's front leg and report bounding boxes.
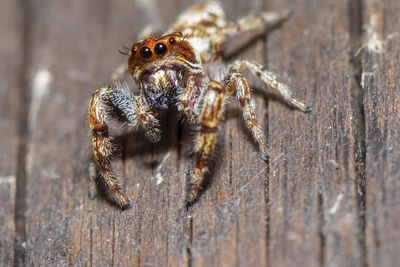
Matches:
[89,85,160,210]
[177,75,202,125]
[186,81,227,205]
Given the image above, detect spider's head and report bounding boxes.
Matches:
[127,32,199,110]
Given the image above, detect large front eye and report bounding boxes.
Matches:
[154,42,167,56]
[139,46,152,59]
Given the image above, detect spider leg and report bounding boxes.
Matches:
[223,9,292,36]
[220,10,293,59]
[89,85,160,209]
[228,60,312,113]
[225,72,269,160]
[186,81,226,204]
[177,75,202,125]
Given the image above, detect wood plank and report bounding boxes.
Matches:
[362,1,400,266]
[266,0,364,266]
[0,0,23,265]
[16,0,399,266]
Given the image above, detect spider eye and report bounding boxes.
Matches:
[139,46,152,59]
[169,37,175,45]
[132,47,137,55]
[154,42,167,56]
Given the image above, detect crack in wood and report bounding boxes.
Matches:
[348,0,368,266]
[317,188,326,267]
[264,165,271,267]
[186,213,193,267]
[89,215,93,267]
[262,36,271,266]
[14,0,33,266]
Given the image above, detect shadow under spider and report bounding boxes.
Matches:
[88,85,305,209]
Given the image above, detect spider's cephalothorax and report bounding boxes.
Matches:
[128,33,203,111]
[88,2,311,210]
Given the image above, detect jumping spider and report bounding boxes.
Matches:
[88,2,311,210]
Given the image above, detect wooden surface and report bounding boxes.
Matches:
[0,0,399,266]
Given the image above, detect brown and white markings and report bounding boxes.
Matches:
[88,2,311,210]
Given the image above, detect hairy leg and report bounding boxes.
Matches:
[223,9,292,36]
[220,9,292,58]
[229,60,312,113]
[89,86,137,209]
[177,75,203,125]
[225,72,269,160]
[89,85,159,209]
[187,81,226,204]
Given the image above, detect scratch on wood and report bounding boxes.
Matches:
[0,175,16,184]
[29,68,52,127]
[356,10,400,56]
[360,72,373,89]
[365,13,385,53]
[154,152,171,186]
[329,193,343,214]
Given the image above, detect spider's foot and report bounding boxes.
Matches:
[184,199,197,209]
[115,191,133,210]
[186,150,195,158]
[261,153,270,162]
[185,192,198,208]
[88,178,98,200]
[119,199,133,211]
[184,200,194,209]
[304,105,312,113]
[88,190,97,200]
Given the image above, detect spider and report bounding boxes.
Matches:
[88,2,311,210]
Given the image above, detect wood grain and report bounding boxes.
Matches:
[0,0,23,265]
[362,1,400,266]
[266,0,365,266]
[1,0,399,266]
